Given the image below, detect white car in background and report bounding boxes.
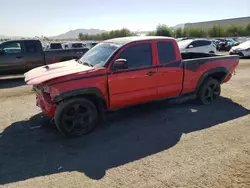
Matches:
[178,39,216,54]
[229,40,250,57]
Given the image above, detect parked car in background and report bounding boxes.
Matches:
[176,37,194,42]
[44,42,63,50]
[67,42,86,49]
[61,43,69,49]
[0,39,89,75]
[212,39,222,50]
[229,40,250,57]
[178,39,216,54]
[25,36,239,137]
[218,38,239,51]
[85,42,99,49]
[226,38,239,46]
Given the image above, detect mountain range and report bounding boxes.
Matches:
[50,28,107,39]
[1,28,150,40]
[51,29,150,39]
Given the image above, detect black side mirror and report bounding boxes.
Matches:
[112,59,128,70]
[0,49,5,55]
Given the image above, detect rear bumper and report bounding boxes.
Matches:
[36,93,56,118]
[223,73,233,83]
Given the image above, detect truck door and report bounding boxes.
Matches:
[0,41,26,75]
[108,42,158,108]
[156,41,183,99]
[24,40,45,71]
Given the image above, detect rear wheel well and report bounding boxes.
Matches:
[197,71,228,91]
[208,71,227,83]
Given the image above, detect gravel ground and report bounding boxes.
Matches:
[0,59,250,188]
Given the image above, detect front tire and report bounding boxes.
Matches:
[55,98,98,137]
[197,78,221,105]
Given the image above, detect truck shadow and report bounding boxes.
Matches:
[0,78,25,89]
[0,97,249,185]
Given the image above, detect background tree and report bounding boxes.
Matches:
[208,25,225,37]
[174,28,183,38]
[245,22,250,36]
[146,31,156,36]
[78,22,250,41]
[78,28,133,40]
[186,28,207,37]
[225,25,240,37]
[155,24,174,37]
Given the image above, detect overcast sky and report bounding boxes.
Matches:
[1,0,250,37]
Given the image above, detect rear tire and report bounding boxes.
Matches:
[55,98,98,137]
[197,78,221,105]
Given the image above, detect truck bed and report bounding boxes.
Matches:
[44,48,89,64]
[180,52,239,94]
[181,52,221,60]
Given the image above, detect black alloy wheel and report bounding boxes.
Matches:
[55,98,98,137]
[197,78,221,105]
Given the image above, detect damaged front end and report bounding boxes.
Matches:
[33,84,56,118]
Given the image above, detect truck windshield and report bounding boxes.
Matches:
[78,43,120,67]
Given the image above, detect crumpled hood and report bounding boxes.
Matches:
[24,59,94,85]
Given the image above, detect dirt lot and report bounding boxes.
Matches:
[0,59,250,188]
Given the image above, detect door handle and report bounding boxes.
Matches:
[146,71,157,76]
[16,56,23,59]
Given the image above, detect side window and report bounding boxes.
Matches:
[24,41,38,53]
[202,40,211,46]
[190,41,202,48]
[118,43,152,69]
[194,40,211,47]
[157,41,176,64]
[0,42,22,54]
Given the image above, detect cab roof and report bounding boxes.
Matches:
[104,36,174,45]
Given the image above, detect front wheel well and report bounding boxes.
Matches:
[82,94,107,111]
[56,94,107,115]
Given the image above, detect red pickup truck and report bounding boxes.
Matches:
[24,36,239,137]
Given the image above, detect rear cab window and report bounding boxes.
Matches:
[117,43,152,69]
[157,41,176,64]
[24,41,39,53]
